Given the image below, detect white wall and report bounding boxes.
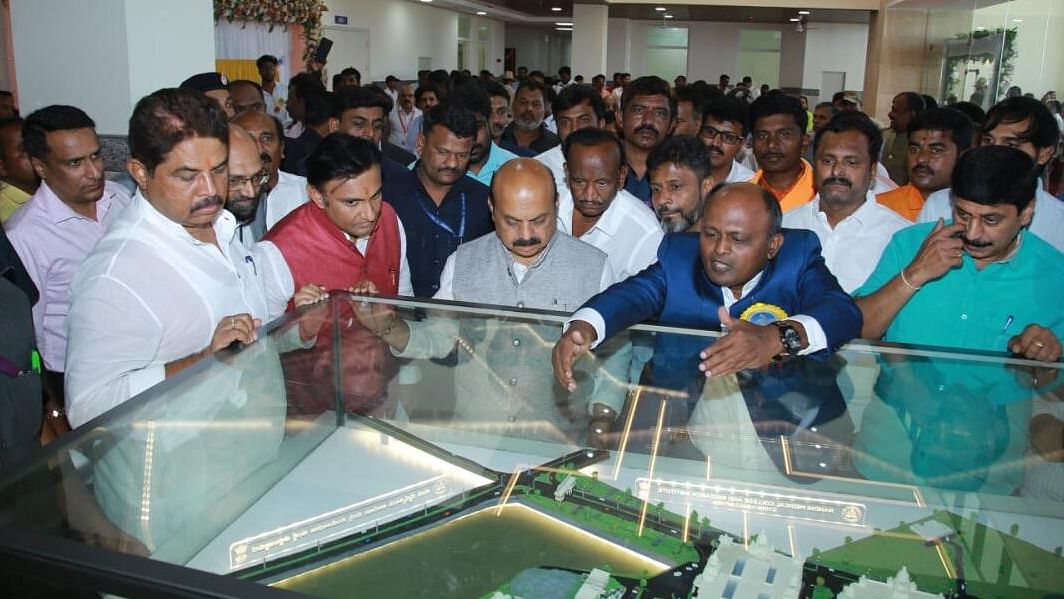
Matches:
[504,26,572,76]
[686,22,742,83]
[800,23,869,94]
[125,0,215,109]
[606,18,632,76]
[11,0,214,135]
[324,0,506,80]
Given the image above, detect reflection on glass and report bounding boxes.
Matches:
[0,295,1059,599]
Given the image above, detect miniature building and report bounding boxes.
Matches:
[574,568,611,599]
[691,533,804,599]
[837,567,942,598]
[555,475,577,501]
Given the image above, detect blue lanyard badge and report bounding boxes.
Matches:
[417,192,467,243]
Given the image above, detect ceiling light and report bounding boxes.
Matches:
[664,14,673,19]
[975,26,987,30]
[419,0,432,3]
[476,10,486,15]
[798,10,810,15]
[789,18,801,22]
[556,27,573,31]
[555,22,572,26]
[551,6,562,11]
[1012,18,1023,22]
[655,6,667,11]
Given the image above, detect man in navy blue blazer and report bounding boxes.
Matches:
[555,182,861,386]
[552,183,862,462]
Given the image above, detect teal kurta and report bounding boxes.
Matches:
[855,221,1064,353]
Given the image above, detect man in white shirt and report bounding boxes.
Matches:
[232,110,308,230]
[65,89,313,428]
[560,127,663,280]
[699,96,755,184]
[257,54,290,128]
[387,82,420,152]
[536,84,605,190]
[783,112,910,293]
[226,124,270,249]
[5,105,132,417]
[917,96,1064,253]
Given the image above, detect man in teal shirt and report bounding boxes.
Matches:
[856,145,1063,360]
[853,145,1062,494]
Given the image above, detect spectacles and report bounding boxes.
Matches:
[700,126,744,146]
[229,171,269,191]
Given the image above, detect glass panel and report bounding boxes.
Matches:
[646,48,688,84]
[457,15,470,41]
[738,51,781,90]
[646,26,688,48]
[892,0,1063,107]
[739,29,782,52]
[0,295,1061,599]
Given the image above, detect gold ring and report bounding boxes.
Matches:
[1034,341,1045,348]
[231,318,236,330]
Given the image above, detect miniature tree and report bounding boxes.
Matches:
[689,510,700,535]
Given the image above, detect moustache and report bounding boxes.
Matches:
[822,177,852,188]
[707,147,724,157]
[635,124,659,136]
[512,237,543,247]
[260,151,272,166]
[912,165,934,176]
[960,236,992,248]
[762,152,785,161]
[191,196,224,212]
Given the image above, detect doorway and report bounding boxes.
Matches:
[322,26,370,89]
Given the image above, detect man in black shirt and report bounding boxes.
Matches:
[500,79,561,154]
[383,103,493,297]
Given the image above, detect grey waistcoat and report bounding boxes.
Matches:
[447,233,608,443]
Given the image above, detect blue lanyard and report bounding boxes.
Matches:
[417,191,466,243]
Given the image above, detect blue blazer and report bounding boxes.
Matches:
[587,229,861,351]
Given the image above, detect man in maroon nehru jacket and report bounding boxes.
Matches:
[258,133,412,415]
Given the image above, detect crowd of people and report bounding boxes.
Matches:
[0,59,1062,480]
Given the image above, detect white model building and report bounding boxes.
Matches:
[691,533,804,599]
[555,475,577,501]
[838,567,942,598]
[574,568,611,599]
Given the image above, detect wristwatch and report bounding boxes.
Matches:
[773,321,803,359]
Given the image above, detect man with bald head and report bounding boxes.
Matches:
[356,158,617,442]
[227,123,269,248]
[556,181,861,388]
[231,109,309,229]
[554,181,861,454]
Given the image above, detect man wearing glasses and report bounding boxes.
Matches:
[699,96,755,185]
[227,124,271,249]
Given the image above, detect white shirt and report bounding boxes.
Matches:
[569,272,828,355]
[265,170,309,231]
[917,184,1064,254]
[262,86,291,128]
[65,192,286,427]
[534,145,566,190]
[726,160,755,183]
[872,161,899,194]
[387,106,421,151]
[557,188,664,280]
[782,192,911,293]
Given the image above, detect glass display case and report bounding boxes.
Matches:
[0,294,1061,599]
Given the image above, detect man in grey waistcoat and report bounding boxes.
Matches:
[354,158,617,444]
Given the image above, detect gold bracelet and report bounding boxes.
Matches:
[899,268,922,291]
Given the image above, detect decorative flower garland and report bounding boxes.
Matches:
[213,0,328,69]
